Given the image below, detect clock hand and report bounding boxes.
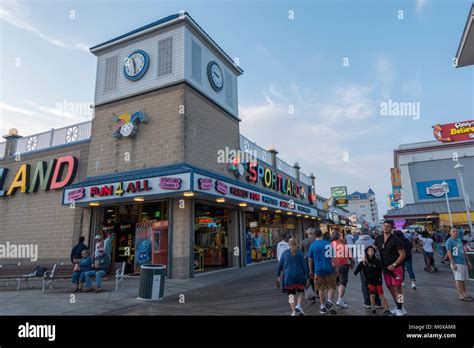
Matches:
[213,72,219,79]
[132,59,136,74]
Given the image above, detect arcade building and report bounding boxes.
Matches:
[0,13,322,278]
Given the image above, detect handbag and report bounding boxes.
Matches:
[73,263,80,272]
[304,285,316,300]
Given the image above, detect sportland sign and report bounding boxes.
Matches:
[432,120,474,142]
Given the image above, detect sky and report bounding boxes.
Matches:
[0,0,473,219]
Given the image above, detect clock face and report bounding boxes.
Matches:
[207,61,224,91]
[123,50,149,81]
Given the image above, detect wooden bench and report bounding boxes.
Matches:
[0,263,55,291]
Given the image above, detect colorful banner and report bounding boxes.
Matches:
[433,120,474,143]
[331,186,348,207]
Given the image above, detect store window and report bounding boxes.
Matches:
[99,201,168,274]
[194,204,230,272]
[245,212,296,264]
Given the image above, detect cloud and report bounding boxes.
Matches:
[415,0,428,12]
[0,6,89,52]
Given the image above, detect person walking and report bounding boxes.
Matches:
[70,236,88,264]
[308,229,338,315]
[419,231,437,272]
[277,234,290,262]
[374,220,406,316]
[276,239,310,316]
[394,230,416,289]
[354,229,381,309]
[446,228,473,301]
[104,231,114,258]
[354,246,391,316]
[330,230,352,309]
[301,228,317,303]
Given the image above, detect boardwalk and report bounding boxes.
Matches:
[111,252,474,316]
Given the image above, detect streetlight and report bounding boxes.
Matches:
[454,161,473,235]
[441,181,453,228]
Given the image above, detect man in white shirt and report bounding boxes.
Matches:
[277,234,290,262]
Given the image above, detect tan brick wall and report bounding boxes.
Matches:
[0,142,90,262]
[87,84,186,177]
[183,84,240,178]
[170,197,192,278]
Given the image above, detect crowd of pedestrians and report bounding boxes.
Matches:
[276,220,473,316]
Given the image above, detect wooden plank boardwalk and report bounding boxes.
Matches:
[113,252,474,316]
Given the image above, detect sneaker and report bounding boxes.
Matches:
[364,304,371,309]
[395,309,404,316]
[390,308,397,315]
[94,288,103,293]
[73,288,80,293]
[295,305,305,316]
[371,309,377,315]
[375,305,382,309]
[336,299,348,309]
[319,307,328,314]
[401,308,407,315]
[326,301,337,315]
[291,311,297,316]
[411,282,416,289]
[383,310,392,316]
[84,288,93,293]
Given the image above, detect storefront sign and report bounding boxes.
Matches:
[230,186,248,198]
[246,161,300,198]
[297,206,311,214]
[197,178,213,190]
[113,111,148,139]
[262,195,278,206]
[215,181,228,195]
[416,179,459,200]
[433,120,474,142]
[1,156,78,197]
[280,200,296,210]
[63,173,191,205]
[331,186,348,207]
[159,177,182,190]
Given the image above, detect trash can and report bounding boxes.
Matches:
[137,264,166,301]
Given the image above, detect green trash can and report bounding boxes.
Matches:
[467,252,474,281]
[138,264,166,301]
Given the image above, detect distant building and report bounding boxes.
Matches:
[348,188,380,226]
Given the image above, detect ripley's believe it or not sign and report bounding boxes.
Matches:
[0,156,78,197]
[432,120,474,142]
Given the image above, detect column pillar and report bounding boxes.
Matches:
[169,197,194,279]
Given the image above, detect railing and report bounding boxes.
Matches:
[276,157,296,178]
[3,121,92,158]
[0,142,5,160]
[299,171,312,186]
[239,134,272,165]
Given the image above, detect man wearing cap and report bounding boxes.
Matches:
[83,248,111,293]
[94,234,104,258]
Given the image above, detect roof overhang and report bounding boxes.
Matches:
[455,4,474,68]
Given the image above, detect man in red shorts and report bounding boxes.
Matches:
[374,220,406,316]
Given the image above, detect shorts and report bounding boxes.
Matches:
[282,285,305,295]
[336,264,349,286]
[451,264,467,281]
[367,284,384,295]
[314,273,337,291]
[423,251,434,258]
[383,265,404,287]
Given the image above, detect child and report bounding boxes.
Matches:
[354,246,391,316]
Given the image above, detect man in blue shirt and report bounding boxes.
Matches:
[308,229,337,314]
[446,228,473,301]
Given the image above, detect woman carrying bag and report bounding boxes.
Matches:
[277,239,310,316]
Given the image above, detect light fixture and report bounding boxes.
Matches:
[134,197,145,202]
[261,207,268,211]
[287,212,293,215]
[183,192,194,197]
[311,217,316,220]
[275,209,281,213]
[304,215,309,218]
[239,202,247,207]
[296,214,302,217]
[89,202,100,207]
[216,198,225,203]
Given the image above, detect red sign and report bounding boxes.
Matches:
[67,188,85,201]
[159,177,182,190]
[433,120,474,142]
[198,178,213,190]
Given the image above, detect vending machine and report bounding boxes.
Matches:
[134,221,168,273]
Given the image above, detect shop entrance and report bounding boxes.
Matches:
[99,201,168,274]
[194,203,236,273]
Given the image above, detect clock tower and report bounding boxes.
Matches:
[86,12,244,179]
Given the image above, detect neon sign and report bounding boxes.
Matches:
[246,161,300,198]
